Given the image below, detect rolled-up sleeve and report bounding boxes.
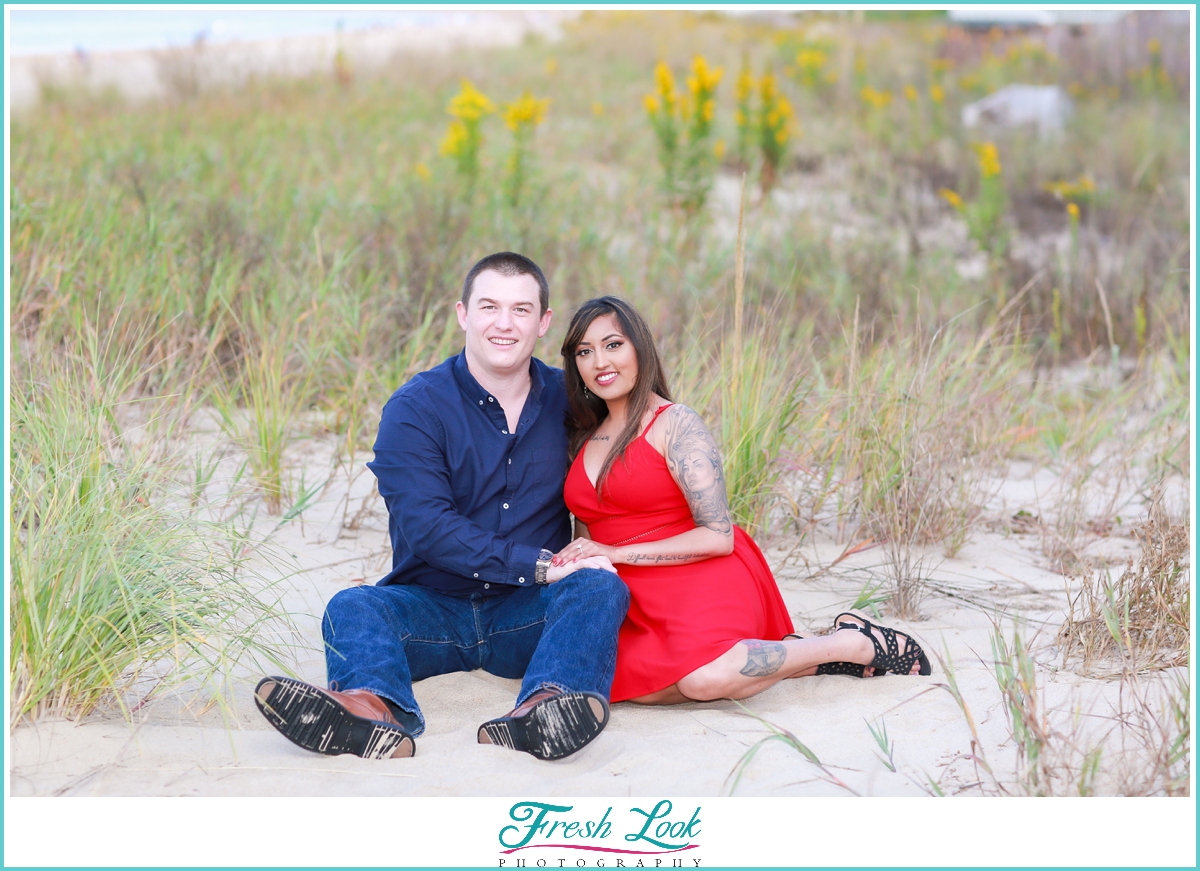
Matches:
[369,396,541,587]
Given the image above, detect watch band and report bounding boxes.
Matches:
[534,548,554,585]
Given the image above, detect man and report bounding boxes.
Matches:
[254,252,629,761]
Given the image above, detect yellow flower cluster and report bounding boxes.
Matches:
[760,73,794,145]
[736,66,754,104]
[860,86,893,110]
[687,55,724,97]
[1043,175,1095,200]
[1066,202,1080,219]
[938,188,964,210]
[646,61,679,118]
[1005,40,1056,65]
[930,83,945,104]
[904,84,918,102]
[971,141,1002,178]
[503,91,550,132]
[447,80,495,121]
[796,48,827,72]
[440,121,468,157]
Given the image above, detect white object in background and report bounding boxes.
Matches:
[961,84,1074,140]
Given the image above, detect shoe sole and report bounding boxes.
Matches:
[478,692,608,761]
[254,676,414,760]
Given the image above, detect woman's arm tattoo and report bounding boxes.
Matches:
[624,552,704,564]
[663,406,733,536]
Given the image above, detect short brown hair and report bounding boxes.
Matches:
[461,252,550,314]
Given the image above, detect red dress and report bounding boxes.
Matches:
[563,405,795,702]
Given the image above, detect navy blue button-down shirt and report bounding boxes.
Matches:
[367,351,572,597]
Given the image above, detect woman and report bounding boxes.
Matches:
[556,297,929,705]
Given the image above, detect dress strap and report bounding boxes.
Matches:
[640,403,674,437]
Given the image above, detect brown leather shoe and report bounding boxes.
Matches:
[255,676,415,760]
[477,689,609,761]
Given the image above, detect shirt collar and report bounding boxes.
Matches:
[452,350,545,405]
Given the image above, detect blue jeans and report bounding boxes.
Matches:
[322,569,629,736]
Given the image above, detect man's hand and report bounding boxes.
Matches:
[544,554,617,583]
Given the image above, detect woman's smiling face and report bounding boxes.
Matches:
[574,313,639,402]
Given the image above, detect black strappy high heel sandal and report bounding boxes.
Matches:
[830,612,932,677]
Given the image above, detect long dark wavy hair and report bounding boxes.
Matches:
[561,297,673,494]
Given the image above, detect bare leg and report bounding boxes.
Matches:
[626,626,922,705]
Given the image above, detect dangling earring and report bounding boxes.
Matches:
[584,386,591,400]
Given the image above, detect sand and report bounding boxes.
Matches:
[10,405,1189,795]
[8,411,1193,864]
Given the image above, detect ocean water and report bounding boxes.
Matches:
[7,8,486,56]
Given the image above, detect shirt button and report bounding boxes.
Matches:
[484,583,490,589]
[502,503,509,509]
[473,573,479,578]
[488,397,494,402]
[518,577,525,583]
[478,400,483,405]
[502,430,508,434]
[508,458,512,464]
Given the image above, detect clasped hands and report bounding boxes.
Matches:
[545,537,620,583]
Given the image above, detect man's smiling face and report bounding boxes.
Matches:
[456,269,552,381]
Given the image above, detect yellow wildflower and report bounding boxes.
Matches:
[736,67,754,103]
[654,60,678,113]
[904,84,918,102]
[775,129,787,144]
[447,80,495,121]
[860,86,893,109]
[592,102,605,117]
[971,141,1001,178]
[687,55,723,94]
[644,95,660,115]
[938,188,964,210]
[929,57,954,73]
[1066,202,1080,219]
[930,83,945,104]
[414,162,431,181]
[702,98,715,122]
[1147,38,1161,55]
[440,120,468,157]
[714,139,726,160]
[796,48,827,71]
[1043,175,1095,200]
[503,91,549,132]
[544,57,558,75]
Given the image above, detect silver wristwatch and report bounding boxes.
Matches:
[534,548,554,585]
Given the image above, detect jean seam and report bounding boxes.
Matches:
[489,618,547,636]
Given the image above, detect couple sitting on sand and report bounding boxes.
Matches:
[255,252,931,762]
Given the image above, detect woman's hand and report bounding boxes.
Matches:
[552,537,620,567]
